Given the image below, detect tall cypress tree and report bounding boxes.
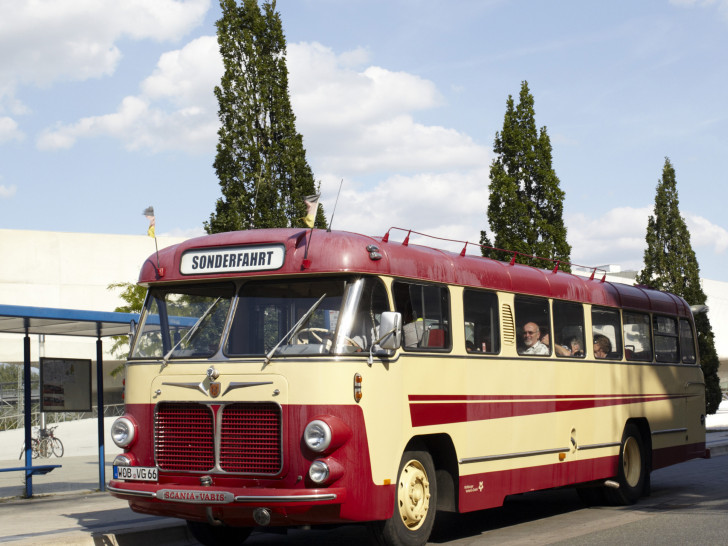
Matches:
[206,0,325,234]
[636,158,721,414]
[480,81,571,270]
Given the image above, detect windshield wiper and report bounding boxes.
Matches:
[263,293,327,367]
[161,297,222,367]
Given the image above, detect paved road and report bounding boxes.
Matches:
[1,433,727,545]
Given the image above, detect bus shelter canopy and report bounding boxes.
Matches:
[0,304,138,338]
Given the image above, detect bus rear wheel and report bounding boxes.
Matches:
[606,423,647,505]
[185,521,252,546]
[370,449,438,546]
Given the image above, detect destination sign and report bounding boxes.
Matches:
[180,244,285,275]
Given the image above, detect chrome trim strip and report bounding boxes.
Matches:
[222,381,274,395]
[459,446,569,464]
[107,484,157,498]
[234,493,337,503]
[162,381,206,395]
[652,428,688,436]
[577,442,621,451]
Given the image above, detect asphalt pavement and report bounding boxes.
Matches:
[1,431,727,546]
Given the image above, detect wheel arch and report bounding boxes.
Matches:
[405,433,459,512]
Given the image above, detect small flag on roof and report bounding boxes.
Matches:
[303,194,320,228]
[143,206,155,238]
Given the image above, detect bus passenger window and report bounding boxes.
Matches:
[623,312,652,362]
[591,307,622,360]
[463,290,500,354]
[553,301,585,358]
[393,281,450,351]
[679,319,697,364]
[515,297,550,356]
[654,316,679,363]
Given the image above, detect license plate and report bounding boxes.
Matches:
[113,465,158,482]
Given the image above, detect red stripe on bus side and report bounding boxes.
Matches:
[409,395,678,427]
[458,455,618,512]
[408,393,675,401]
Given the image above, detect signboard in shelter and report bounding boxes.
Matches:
[40,357,92,412]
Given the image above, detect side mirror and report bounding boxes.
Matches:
[375,311,402,350]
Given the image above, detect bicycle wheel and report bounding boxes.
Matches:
[32,439,40,459]
[39,438,52,458]
[51,437,64,457]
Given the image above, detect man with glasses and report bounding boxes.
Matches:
[520,322,550,355]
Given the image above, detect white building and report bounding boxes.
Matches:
[1,230,726,394]
[0,229,186,404]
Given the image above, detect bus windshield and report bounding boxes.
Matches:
[130,277,389,360]
[226,277,389,357]
[131,283,235,359]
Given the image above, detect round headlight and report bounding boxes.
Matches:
[308,460,330,484]
[304,420,332,453]
[111,417,136,448]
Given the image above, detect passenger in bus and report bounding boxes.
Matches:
[519,322,550,355]
[593,335,611,358]
[555,337,584,357]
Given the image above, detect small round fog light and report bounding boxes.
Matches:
[308,460,330,484]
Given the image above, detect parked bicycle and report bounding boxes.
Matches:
[18,426,64,459]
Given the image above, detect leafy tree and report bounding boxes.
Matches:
[107,282,147,376]
[207,0,326,233]
[480,81,571,271]
[636,158,721,414]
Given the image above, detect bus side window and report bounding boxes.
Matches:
[463,289,500,354]
[591,307,622,360]
[393,281,451,351]
[679,318,697,364]
[623,312,652,361]
[515,296,550,356]
[553,301,585,358]
[654,315,679,363]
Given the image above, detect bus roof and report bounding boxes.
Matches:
[138,228,692,318]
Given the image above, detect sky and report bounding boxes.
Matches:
[1,0,727,282]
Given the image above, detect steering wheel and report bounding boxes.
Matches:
[291,328,330,344]
[291,328,363,350]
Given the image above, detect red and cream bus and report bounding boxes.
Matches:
[108,227,707,546]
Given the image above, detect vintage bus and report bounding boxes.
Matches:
[108,227,707,546]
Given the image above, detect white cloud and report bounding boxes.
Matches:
[686,214,728,254]
[0,0,210,114]
[0,117,23,143]
[37,36,221,154]
[38,39,490,174]
[288,42,487,175]
[0,183,17,199]
[318,169,491,248]
[567,207,651,271]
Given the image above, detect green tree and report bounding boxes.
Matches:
[107,282,147,376]
[480,81,571,271]
[207,0,326,233]
[636,158,721,414]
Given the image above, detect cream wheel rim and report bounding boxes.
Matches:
[622,436,641,488]
[397,459,431,531]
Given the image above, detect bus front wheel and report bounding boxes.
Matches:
[607,423,647,505]
[370,449,438,546]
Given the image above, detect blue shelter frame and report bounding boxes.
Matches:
[0,304,138,497]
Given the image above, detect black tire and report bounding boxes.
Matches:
[51,438,64,458]
[370,449,438,546]
[606,423,647,505]
[185,521,252,546]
